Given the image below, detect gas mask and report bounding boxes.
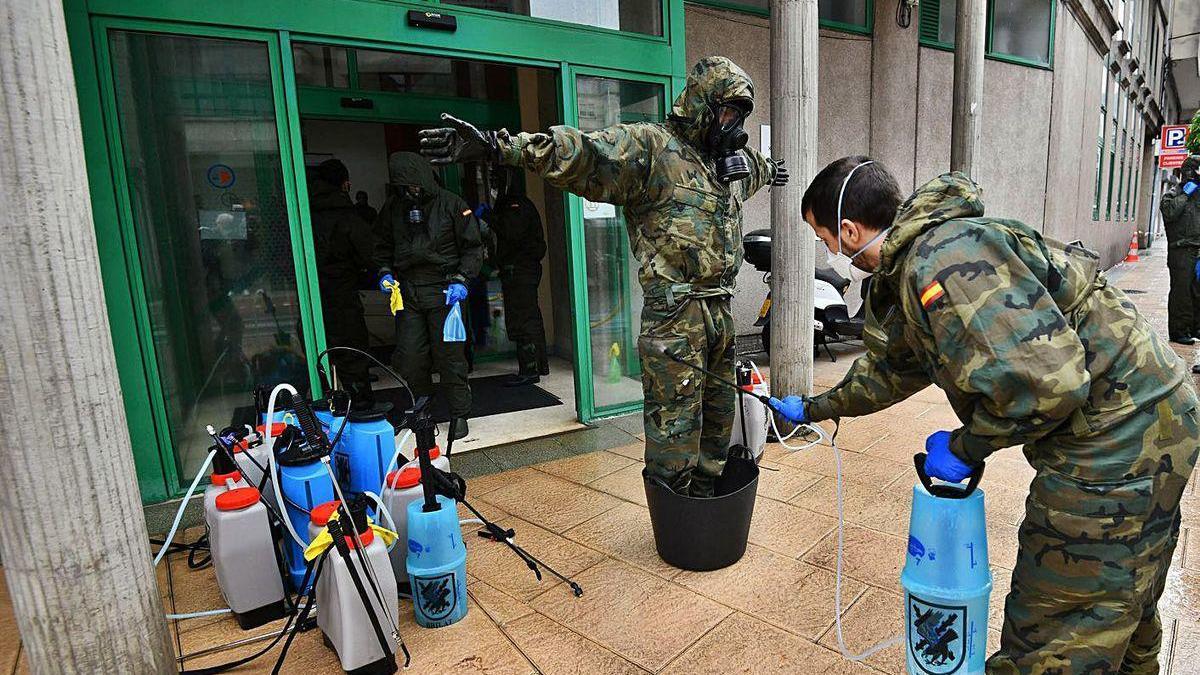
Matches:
[403,185,426,224]
[706,100,751,184]
[829,160,889,283]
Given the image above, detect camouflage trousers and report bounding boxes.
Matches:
[639,295,736,497]
[987,385,1199,673]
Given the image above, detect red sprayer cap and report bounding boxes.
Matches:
[210,470,243,486]
[215,487,261,511]
[386,467,422,489]
[310,500,342,527]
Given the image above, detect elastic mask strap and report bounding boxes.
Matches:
[835,160,875,256]
[849,227,892,262]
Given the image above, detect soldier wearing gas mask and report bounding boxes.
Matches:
[419,57,787,496]
[1161,154,1200,345]
[374,151,483,440]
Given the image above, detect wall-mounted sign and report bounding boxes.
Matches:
[206,163,236,189]
[408,10,457,31]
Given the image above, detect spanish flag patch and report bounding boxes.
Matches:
[920,280,946,309]
[462,208,473,217]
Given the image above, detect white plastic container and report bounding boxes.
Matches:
[317,524,399,672]
[729,367,769,461]
[234,422,284,507]
[209,486,288,629]
[400,445,449,474]
[381,467,425,583]
[203,470,248,530]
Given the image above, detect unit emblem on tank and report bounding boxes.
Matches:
[907,595,966,674]
[416,572,458,621]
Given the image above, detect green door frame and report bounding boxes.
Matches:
[65,0,687,502]
[563,65,672,421]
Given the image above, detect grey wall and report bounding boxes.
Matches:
[685,5,871,336]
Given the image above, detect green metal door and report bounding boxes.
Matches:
[563,67,668,420]
[93,21,321,498]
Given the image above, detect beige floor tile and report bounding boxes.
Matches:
[1184,527,1200,572]
[661,612,875,675]
[530,558,730,672]
[823,417,896,453]
[390,599,535,675]
[1158,565,1200,621]
[535,451,636,485]
[912,386,951,405]
[989,566,1013,629]
[563,502,680,579]
[607,442,646,462]
[504,612,650,675]
[914,404,963,429]
[747,498,838,559]
[468,467,537,498]
[466,514,606,601]
[987,629,1002,658]
[803,524,906,592]
[466,575,535,626]
[479,471,622,533]
[979,482,1029,527]
[177,612,293,664]
[817,588,904,674]
[985,521,1021,571]
[755,461,823,503]
[587,462,649,507]
[1157,618,1176,674]
[877,397,934,420]
[777,445,909,490]
[1171,619,1200,674]
[789,477,911,537]
[982,455,1037,493]
[168,551,227,618]
[675,544,865,640]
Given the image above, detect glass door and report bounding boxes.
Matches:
[567,69,666,418]
[98,24,316,489]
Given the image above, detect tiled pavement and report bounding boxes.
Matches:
[2,242,1198,673]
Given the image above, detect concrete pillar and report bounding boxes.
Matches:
[0,1,175,672]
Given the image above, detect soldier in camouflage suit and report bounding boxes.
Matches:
[1160,154,1200,344]
[787,158,1197,672]
[419,57,786,496]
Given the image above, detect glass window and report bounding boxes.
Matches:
[443,0,663,36]
[990,0,1053,66]
[353,49,514,100]
[109,31,308,484]
[819,0,870,29]
[292,43,349,88]
[937,0,956,45]
[575,75,663,410]
[1093,62,1108,220]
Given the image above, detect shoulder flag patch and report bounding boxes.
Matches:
[462,208,473,217]
[920,280,946,309]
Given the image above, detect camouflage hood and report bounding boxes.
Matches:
[878,172,985,281]
[669,56,755,147]
[388,151,440,194]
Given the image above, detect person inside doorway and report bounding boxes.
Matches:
[354,189,378,225]
[374,152,483,440]
[482,169,550,386]
[309,158,376,408]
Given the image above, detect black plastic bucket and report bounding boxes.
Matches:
[643,447,759,571]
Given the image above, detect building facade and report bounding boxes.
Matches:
[63,0,1176,504]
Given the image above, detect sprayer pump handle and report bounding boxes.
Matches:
[913,453,984,499]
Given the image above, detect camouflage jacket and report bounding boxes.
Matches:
[495,57,776,307]
[1160,188,1200,249]
[808,174,1187,473]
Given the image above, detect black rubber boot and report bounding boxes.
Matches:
[449,417,469,441]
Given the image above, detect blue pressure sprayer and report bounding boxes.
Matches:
[901,454,991,675]
[404,401,468,628]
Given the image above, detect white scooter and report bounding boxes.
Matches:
[742,229,866,361]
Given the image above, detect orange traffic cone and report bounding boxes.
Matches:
[1125,232,1139,263]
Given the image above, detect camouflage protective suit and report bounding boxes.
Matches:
[495,57,778,495]
[1160,162,1200,339]
[807,174,1198,672]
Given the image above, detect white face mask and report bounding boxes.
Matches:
[829,160,888,282]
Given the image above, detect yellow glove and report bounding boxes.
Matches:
[383,280,404,315]
[303,511,398,561]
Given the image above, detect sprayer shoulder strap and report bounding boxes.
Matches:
[333,533,395,664]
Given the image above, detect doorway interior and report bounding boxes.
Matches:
[295,44,582,453]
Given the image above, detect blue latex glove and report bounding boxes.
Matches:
[1183,181,1198,196]
[924,430,974,482]
[1194,258,1200,282]
[378,273,396,293]
[768,396,808,424]
[445,282,468,305]
[472,203,491,220]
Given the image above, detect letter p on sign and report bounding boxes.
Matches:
[1163,125,1189,152]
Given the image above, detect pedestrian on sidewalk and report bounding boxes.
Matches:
[771,157,1198,672]
[1161,154,1200,345]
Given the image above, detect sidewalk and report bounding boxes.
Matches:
[1,244,1197,674]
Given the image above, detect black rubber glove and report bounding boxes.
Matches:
[418,113,500,166]
[771,159,789,187]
